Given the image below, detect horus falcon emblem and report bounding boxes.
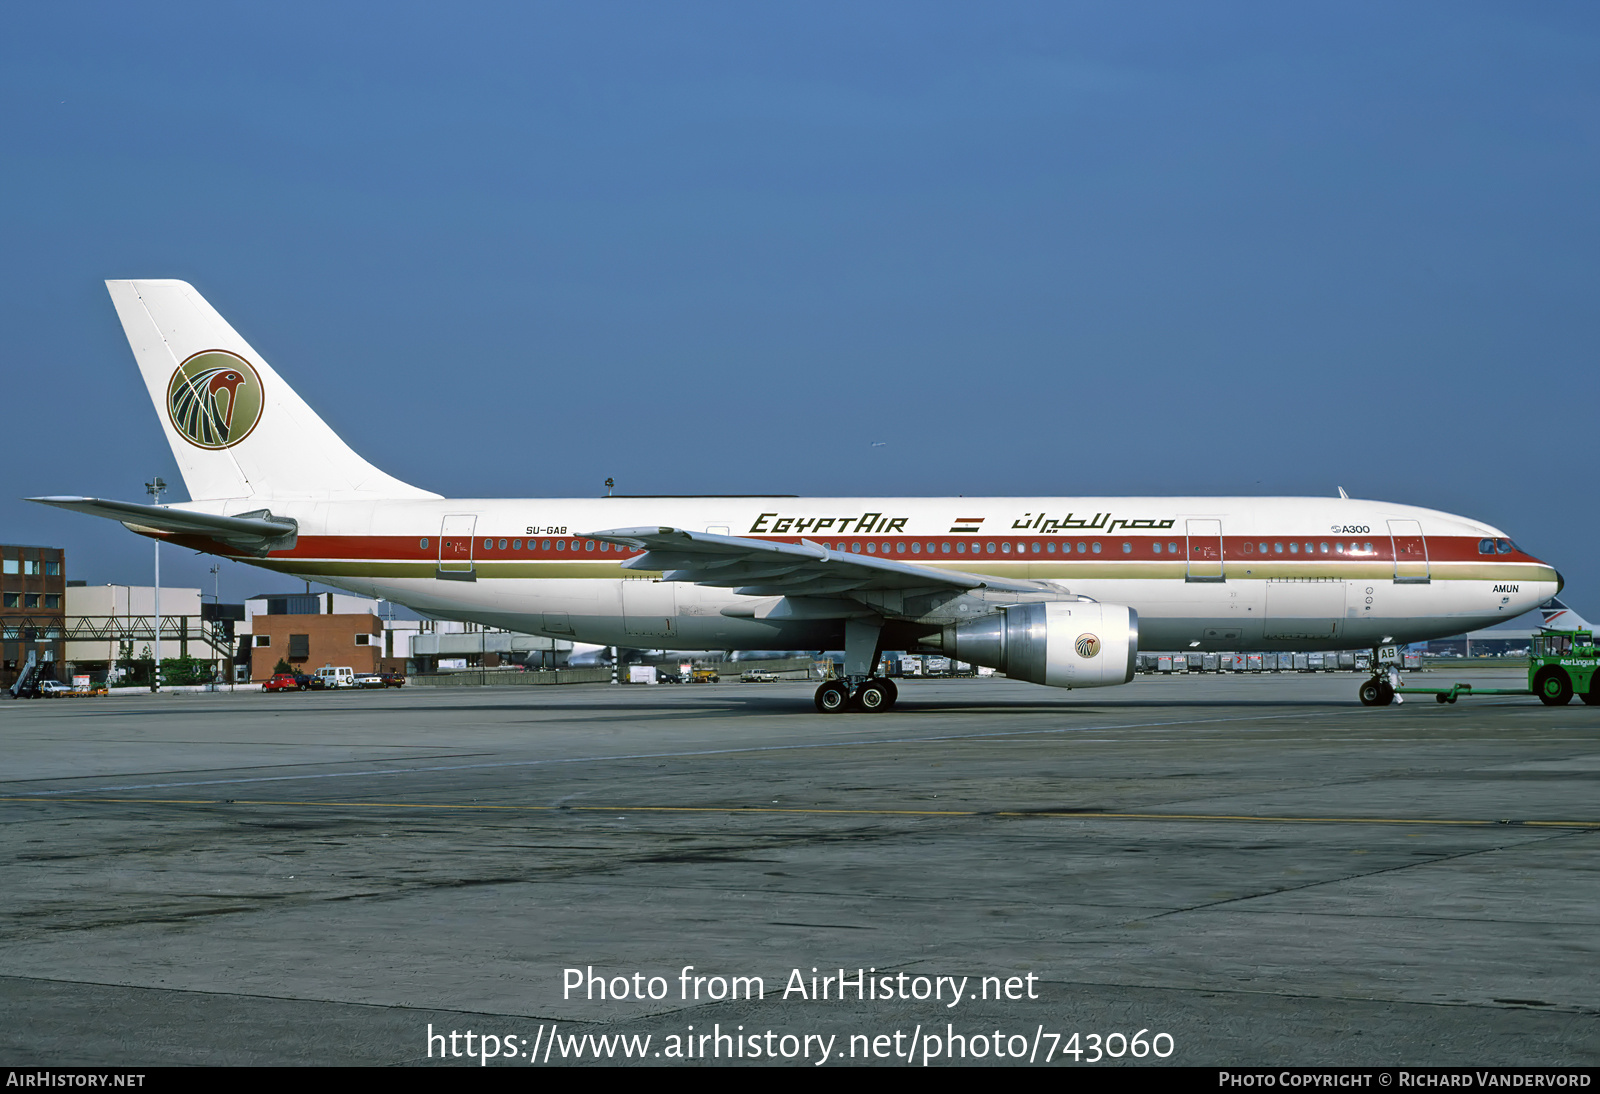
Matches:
[166,351,263,449]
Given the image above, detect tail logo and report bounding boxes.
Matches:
[166,350,264,449]
[1075,633,1100,658]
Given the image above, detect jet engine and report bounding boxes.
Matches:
[920,602,1138,688]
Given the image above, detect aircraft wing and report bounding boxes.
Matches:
[585,525,1057,596]
[28,496,298,555]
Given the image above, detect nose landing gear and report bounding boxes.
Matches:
[1358,644,1404,707]
[1358,677,1395,706]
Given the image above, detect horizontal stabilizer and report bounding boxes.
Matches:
[28,496,298,556]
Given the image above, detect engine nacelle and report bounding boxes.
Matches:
[927,602,1138,688]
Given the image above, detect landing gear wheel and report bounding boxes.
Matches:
[1535,668,1573,706]
[1377,681,1395,705]
[855,680,893,713]
[879,678,898,708]
[1359,679,1383,706]
[814,681,850,714]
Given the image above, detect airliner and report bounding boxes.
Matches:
[30,280,1564,711]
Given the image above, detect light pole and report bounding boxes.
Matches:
[208,564,223,687]
[146,477,166,691]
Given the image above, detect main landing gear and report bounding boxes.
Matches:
[814,677,899,714]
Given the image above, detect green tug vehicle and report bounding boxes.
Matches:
[1395,627,1599,706]
[1528,629,1600,706]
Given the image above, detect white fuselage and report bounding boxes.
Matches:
[177,494,1559,653]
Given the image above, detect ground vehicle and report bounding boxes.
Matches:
[262,673,303,692]
[378,671,406,687]
[1529,629,1600,706]
[36,680,73,698]
[315,666,356,688]
[353,674,385,688]
[740,670,779,682]
[690,668,720,683]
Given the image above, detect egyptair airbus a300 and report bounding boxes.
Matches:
[31,280,1562,711]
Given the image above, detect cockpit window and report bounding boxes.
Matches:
[1496,539,1515,554]
[1479,539,1496,555]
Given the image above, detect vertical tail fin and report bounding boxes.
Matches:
[1538,597,1593,632]
[107,280,439,502]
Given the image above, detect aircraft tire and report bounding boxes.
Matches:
[1359,680,1383,706]
[814,681,850,714]
[880,678,898,708]
[1535,668,1573,706]
[856,681,892,713]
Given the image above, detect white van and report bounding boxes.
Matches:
[315,666,356,689]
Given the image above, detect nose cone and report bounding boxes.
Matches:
[1557,570,1565,596]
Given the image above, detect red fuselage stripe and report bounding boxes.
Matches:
[255,534,1542,566]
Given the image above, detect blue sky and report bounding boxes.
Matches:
[4,2,1597,616]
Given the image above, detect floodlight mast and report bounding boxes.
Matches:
[145,477,165,691]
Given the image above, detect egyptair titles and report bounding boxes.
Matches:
[746,510,1177,536]
[1011,512,1177,533]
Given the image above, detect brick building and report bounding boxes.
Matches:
[2,544,66,689]
[245,592,384,681]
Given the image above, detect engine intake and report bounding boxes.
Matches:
[924,602,1138,688]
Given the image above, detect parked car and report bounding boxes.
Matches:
[37,680,73,698]
[378,671,406,687]
[740,670,779,682]
[262,673,303,693]
[354,674,385,688]
[315,666,357,688]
